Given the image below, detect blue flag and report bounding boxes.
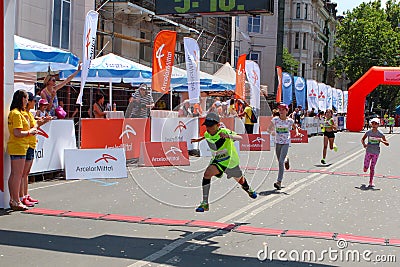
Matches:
[294,76,306,108]
[282,72,293,105]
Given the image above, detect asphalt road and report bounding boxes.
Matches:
[1,128,399,267]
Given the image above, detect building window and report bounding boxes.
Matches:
[303,33,307,49]
[302,63,306,78]
[247,51,260,65]
[295,33,300,49]
[52,0,71,49]
[304,4,308,19]
[248,16,261,33]
[235,16,240,27]
[234,48,240,68]
[296,3,301,19]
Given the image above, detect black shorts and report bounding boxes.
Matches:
[210,160,243,179]
[26,147,35,161]
[324,131,335,139]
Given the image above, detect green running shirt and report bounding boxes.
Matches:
[204,128,239,168]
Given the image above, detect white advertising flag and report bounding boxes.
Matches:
[336,89,344,113]
[245,60,261,109]
[307,79,318,111]
[326,86,333,110]
[184,37,200,104]
[343,91,348,113]
[318,83,328,112]
[78,10,99,105]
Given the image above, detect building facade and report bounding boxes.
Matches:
[234,0,340,96]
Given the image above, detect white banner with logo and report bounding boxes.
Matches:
[65,148,127,179]
[301,117,320,135]
[151,117,199,150]
[307,79,318,111]
[318,83,327,112]
[78,10,99,105]
[337,89,344,113]
[30,120,77,174]
[326,86,333,110]
[245,60,260,109]
[343,91,348,113]
[184,37,201,104]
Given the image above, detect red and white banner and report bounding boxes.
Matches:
[245,60,260,109]
[290,130,309,143]
[30,120,77,174]
[81,118,150,159]
[235,54,247,100]
[139,142,189,166]
[258,116,272,133]
[239,134,270,151]
[276,66,283,103]
[307,79,318,111]
[198,117,235,136]
[78,10,98,105]
[152,30,177,93]
[65,148,127,179]
[184,37,201,104]
[151,117,199,150]
[318,83,327,112]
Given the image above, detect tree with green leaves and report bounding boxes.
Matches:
[331,0,400,112]
[282,47,299,75]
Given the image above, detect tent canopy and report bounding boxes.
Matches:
[14,35,79,72]
[59,53,152,83]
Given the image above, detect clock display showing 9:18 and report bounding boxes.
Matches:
[155,0,273,15]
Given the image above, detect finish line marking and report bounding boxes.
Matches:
[242,166,400,179]
[23,207,400,248]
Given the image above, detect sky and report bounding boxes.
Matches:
[335,0,386,16]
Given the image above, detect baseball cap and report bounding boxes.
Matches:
[39,99,49,105]
[278,103,289,110]
[202,112,220,126]
[370,118,380,124]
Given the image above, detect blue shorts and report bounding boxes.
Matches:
[26,147,35,161]
[10,154,26,160]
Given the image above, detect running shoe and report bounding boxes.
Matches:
[244,187,257,199]
[284,157,290,170]
[368,183,375,188]
[195,201,209,212]
[333,144,338,152]
[321,159,326,164]
[273,182,282,190]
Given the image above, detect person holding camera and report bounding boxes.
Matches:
[129,83,154,118]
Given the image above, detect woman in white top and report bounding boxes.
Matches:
[268,103,301,190]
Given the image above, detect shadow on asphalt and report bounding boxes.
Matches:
[0,209,12,217]
[258,189,289,196]
[314,164,333,167]
[355,184,381,191]
[0,228,334,266]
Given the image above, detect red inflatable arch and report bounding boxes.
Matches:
[347,66,400,132]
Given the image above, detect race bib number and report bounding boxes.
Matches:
[212,149,230,162]
[368,136,380,145]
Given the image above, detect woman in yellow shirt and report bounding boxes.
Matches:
[20,93,51,207]
[7,90,38,211]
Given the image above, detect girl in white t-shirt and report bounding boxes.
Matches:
[268,103,301,190]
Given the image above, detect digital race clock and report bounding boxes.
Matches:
[155,0,274,15]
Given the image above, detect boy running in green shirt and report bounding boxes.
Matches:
[191,113,257,212]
